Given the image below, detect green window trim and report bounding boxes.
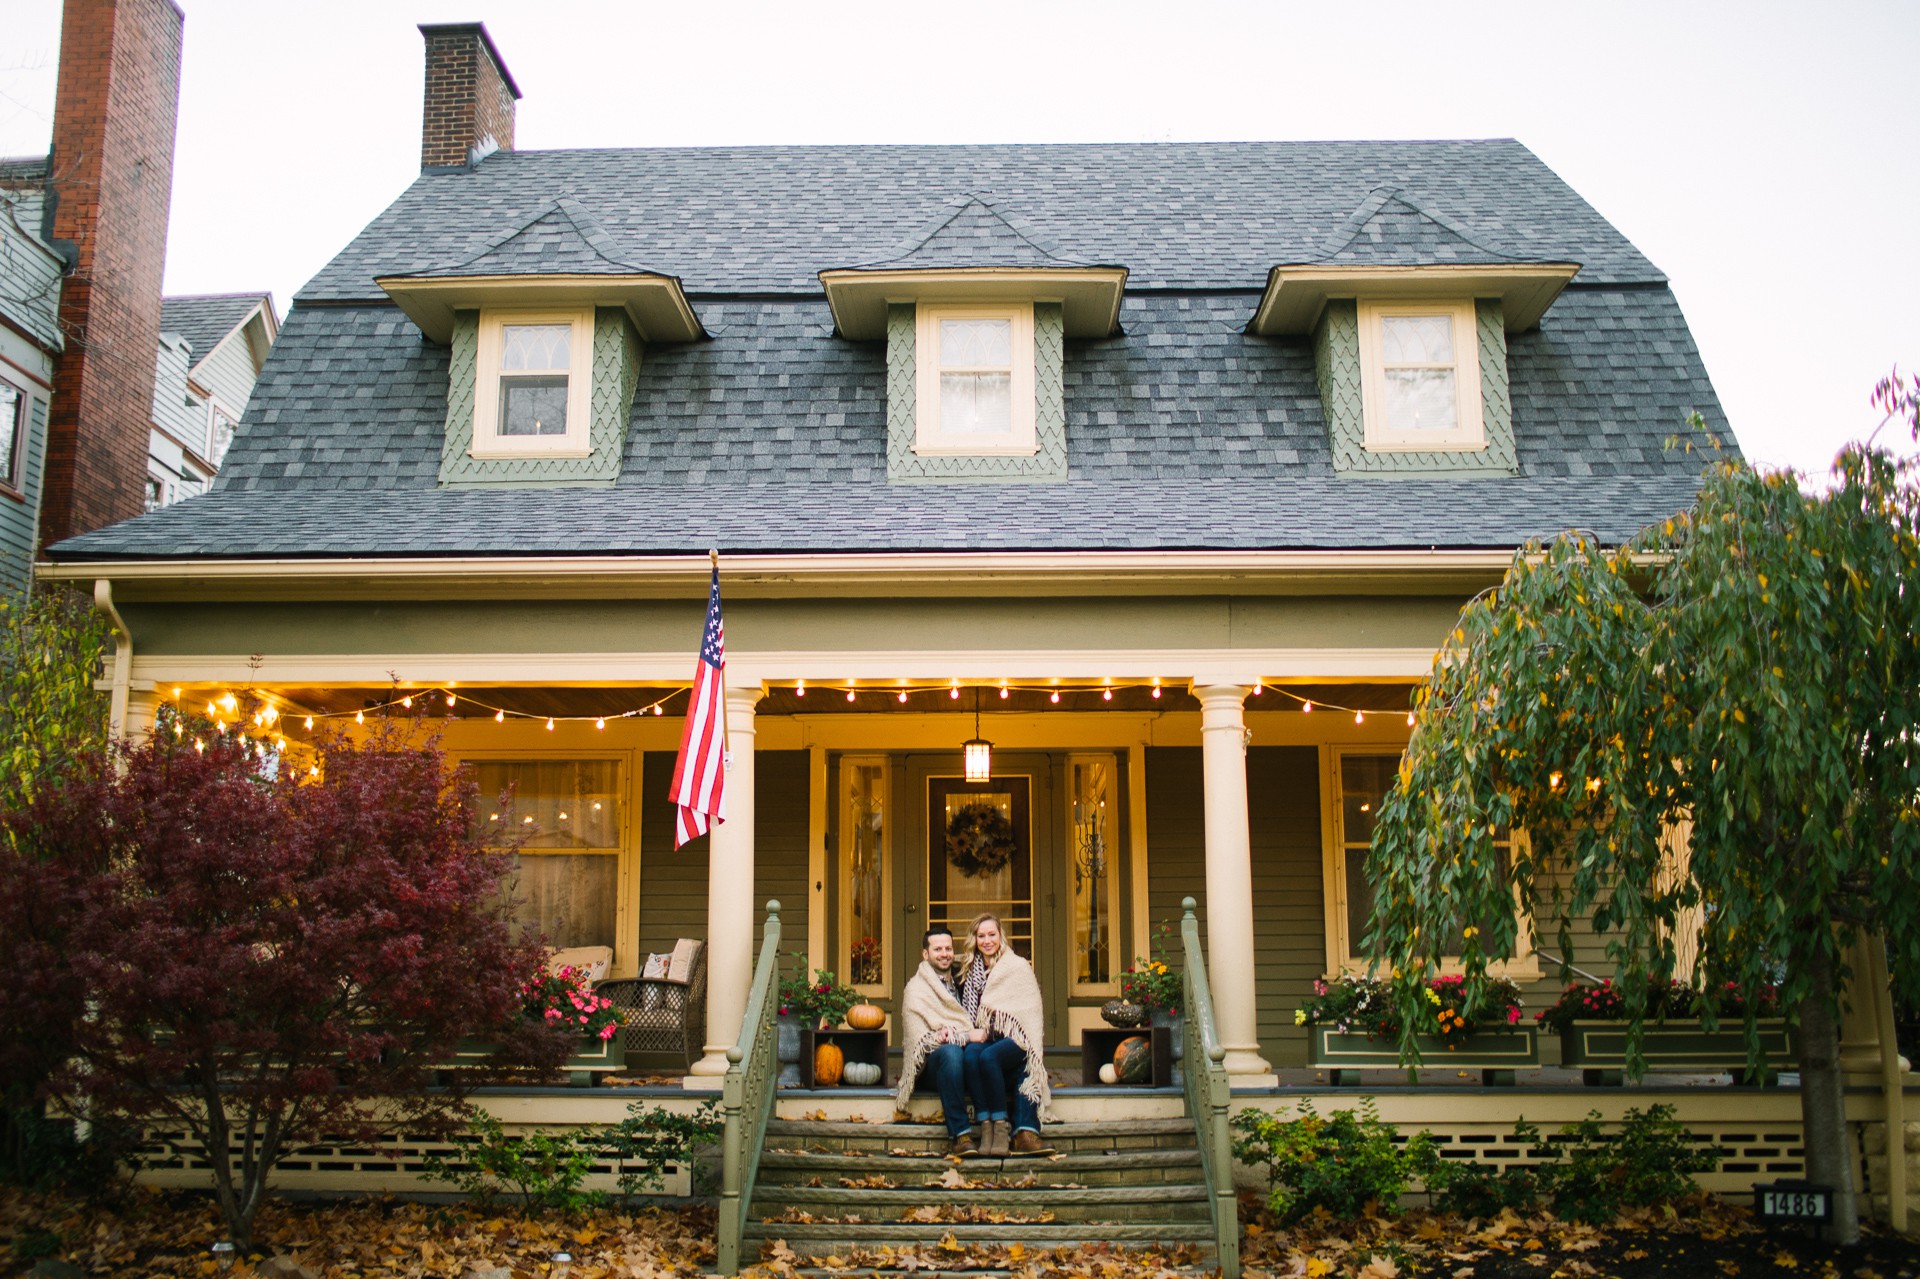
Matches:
[1315,298,1518,478]
[439,307,642,488]
[885,301,1067,483]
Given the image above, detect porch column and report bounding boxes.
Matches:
[689,684,764,1080]
[1194,682,1274,1081]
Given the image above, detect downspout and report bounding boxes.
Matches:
[93,579,131,739]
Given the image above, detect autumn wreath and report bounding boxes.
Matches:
[946,802,1017,878]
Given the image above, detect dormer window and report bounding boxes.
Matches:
[472,308,593,458]
[915,303,1037,455]
[1357,300,1485,451]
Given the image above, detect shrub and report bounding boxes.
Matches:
[1232,1101,1436,1223]
[424,1100,721,1211]
[1544,1103,1720,1222]
[1425,1120,1552,1218]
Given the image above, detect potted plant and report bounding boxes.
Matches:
[1120,921,1185,1061]
[778,956,859,1030]
[1296,970,1536,1085]
[444,964,626,1085]
[1535,977,1793,1085]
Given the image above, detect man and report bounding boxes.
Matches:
[895,925,979,1157]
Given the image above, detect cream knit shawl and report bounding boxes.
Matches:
[971,949,1052,1116]
[894,961,973,1112]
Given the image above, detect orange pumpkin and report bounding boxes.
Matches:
[845,1003,886,1031]
[813,1040,845,1086]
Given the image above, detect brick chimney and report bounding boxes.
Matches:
[38,0,184,551]
[419,23,521,171]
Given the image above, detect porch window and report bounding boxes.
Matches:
[472,758,622,951]
[1069,754,1120,993]
[840,757,890,995]
[1324,748,1534,976]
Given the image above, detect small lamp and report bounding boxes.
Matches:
[211,1242,236,1272]
[963,686,992,782]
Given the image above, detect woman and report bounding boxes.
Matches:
[957,912,1053,1157]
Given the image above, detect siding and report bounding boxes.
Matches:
[636,749,811,964]
[1147,746,1332,1068]
[151,336,201,454]
[193,327,263,419]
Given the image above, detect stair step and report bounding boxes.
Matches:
[756,1148,1202,1186]
[744,1221,1217,1245]
[767,1117,1197,1140]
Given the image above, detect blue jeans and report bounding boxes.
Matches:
[964,1037,1041,1133]
[924,1043,971,1139]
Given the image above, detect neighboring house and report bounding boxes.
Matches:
[0,158,64,594]
[44,24,1735,1086]
[147,293,278,510]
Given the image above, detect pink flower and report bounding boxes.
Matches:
[1507,1007,1521,1024]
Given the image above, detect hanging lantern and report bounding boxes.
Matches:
[963,686,992,782]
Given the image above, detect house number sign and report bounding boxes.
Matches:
[1753,1180,1833,1224]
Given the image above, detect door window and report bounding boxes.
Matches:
[927,776,1033,962]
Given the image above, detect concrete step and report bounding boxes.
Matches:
[755,1181,1211,1224]
[780,1090,1188,1124]
[764,1116,1198,1156]
[742,1220,1218,1248]
[756,1147,1203,1187]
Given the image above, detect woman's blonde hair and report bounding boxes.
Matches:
[961,912,1005,981]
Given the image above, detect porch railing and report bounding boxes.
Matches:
[1179,896,1240,1279]
[717,900,782,1276]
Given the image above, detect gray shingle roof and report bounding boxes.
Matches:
[159,293,269,364]
[416,195,661,277]
[1311,187,1536,266]
[298,140,1662,301]
[51,279,1729,560]
[850,195,1099,271]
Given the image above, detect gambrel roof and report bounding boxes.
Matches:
[48,139,1728,562]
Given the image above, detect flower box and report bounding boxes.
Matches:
[441,1034,626,1087]
[1308,1025,1539,1087]
[1556,1019,1794,1086]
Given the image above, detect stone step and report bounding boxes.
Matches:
[764,1117,1198,1155]
[743,1220,1218,1248]
[756,1147,1203,1187]
[755,1181,1211,1224]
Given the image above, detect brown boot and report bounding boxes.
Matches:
[1008,1128,1055,1157]
[982,1118,1010,1158]
[947,1131,979,1158]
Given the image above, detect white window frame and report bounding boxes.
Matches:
[472,307,595,459]
[913,302,1038,456]
[0,376,25,492]
[1356,299,1486,451]
[1319,743,1537,980]
[205,398,238,468]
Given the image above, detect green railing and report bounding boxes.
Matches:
[1179,896,1240,1279]
[717,900,782,1276]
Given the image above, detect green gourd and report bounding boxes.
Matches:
[1113,1034,1153,1085]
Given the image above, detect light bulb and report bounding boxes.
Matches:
[1355,711,1365,725]
[653,705,663,715]
[595,717,606,730]
[1301,701,1312,714]
[304,716,314,729]
[950,687,960,699]
[847,689,856,702]
[1252,684,1263,696]
[447,693,456,706]
[354,710,364,725]
[495,709,505,722]
[402,696,412,709]
[1049,691,1060,704]
[546,717,555,731]
[795,680,806,696]
[1102,687,1112,701]
[1000,687,1010,699]
[1151,686,1161,698]
[898,691,908,703]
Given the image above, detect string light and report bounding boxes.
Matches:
[304,716,314,730]
[847,689,857,702]
[401,696,412,709]
[1407,711,1416,726]
[1301,701,1312,713]
[446,693,457,707]
[495,709,505,723]
[354,710,364,725]
[1000,686,1010,699]
[1354,711,1365,725]
[653,705,663,715]
[898,691,908,703]
[795,680,806,697]
[1252,684,1263,696]
[1050,691,1060,704]
[595,717,606,730]
[546,718,555,731]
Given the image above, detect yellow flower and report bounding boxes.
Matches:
[1425,988,1441,1005]
[1294,1009,1308,1025]
[1463,926,1478,939]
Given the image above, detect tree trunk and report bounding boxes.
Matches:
[1798,944,1861,1246]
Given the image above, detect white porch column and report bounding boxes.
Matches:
[1193,682,1275,1082]
[689,684,764,1080]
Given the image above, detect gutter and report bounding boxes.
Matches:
[93,579,132,739]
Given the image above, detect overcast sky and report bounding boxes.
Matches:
[2,0,1915,479]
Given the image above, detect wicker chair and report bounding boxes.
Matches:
[597,940,708,1070]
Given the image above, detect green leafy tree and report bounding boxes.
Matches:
[1363,380,1920,1244]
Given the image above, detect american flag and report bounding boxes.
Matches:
[670,566,727,847]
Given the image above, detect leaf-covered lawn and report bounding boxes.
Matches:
[5,1188,1917,1277]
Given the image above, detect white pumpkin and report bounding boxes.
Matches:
[1098,1062,1119,1085]
[841,1060,883,1087]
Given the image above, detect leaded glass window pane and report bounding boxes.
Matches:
[1071,757,1119,987]
[939,318,1012,368]
[501,323,572,372]
[845,762,886,987]
[939,372,1012,435]
[500,377,569,436]
[1381,314,1453,365]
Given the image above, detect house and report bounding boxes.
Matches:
[1,0,187,593]
[0,158,65,594]
[147,293,279,510]
[39,22,1739,1088]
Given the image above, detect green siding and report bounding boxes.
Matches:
[1146,746,1328,1069]
[438,308,640,488]
[123,594,1470,661]
[885,301,1067,483]
[1317,298,1520,478]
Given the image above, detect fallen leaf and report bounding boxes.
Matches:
[1356,1255,1400,1279]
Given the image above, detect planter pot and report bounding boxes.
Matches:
[1150,1009,1185,1063]
[1555,1018,1795,1086]
[1308,1024,1539,1087]
[442,1034,625,1087]
[776,1013,803,1087]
